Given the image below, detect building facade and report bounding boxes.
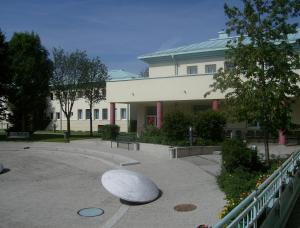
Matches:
[107,30,300,143]
[47,70,139,132]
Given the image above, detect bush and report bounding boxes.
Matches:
[139,125,164,144]
[162,111,192,141]
[221,139,261,172]
[194,110,226,142]
[101,124,120,140]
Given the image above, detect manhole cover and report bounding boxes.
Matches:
[174,204,197,212]
[77,207,104,217]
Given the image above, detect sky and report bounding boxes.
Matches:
[0,0,231,74]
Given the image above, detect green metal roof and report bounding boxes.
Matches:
[139,29,300,63]
[108,69,140,81]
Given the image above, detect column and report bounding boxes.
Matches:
[278,130,286,145]
[212,100,220,111]
[156,101,163,129]
[110,102,115,125]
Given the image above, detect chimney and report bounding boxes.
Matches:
[218,30,228,39]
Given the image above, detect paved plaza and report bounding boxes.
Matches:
[1,140,299,228]
[0,140,225,228]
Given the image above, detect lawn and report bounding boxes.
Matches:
[0,130,101,142]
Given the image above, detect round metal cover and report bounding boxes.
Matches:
[77,207,104,217]
[174,204,197,212]
[101,169,159,203]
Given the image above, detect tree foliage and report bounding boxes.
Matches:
[51,48,88,137]
[0,29,10,121]
[8,32,52,132]
[207,0,300,163]
[82,57,108,136]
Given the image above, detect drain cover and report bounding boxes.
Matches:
[77,208,104,217]
[174,204,197,212]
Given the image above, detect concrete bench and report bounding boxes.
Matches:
[7,132,30,139]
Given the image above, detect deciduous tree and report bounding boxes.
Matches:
[82,57,108,136]
[207,0,300,164]
[51,48,88,138]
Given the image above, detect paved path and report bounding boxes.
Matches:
[0,140,225,228]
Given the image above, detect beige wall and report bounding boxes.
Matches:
[48,98,129,132]
[148,57,225,78]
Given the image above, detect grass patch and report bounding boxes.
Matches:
[0,131,101,142]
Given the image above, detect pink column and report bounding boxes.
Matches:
[156,101,163,129]
[278,130,286,145]
[212,100,220,111]
[110,102,115,125]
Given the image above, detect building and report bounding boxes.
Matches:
[47,70,140,132]
[106,30,300,143]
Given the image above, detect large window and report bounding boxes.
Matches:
[205,64,217,74]
[102,108,108,120]
[187,66,198,75]
[78,109,83,120]
[94,109,99,120]
[120,108,127,120]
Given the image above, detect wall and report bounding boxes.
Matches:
[48,97,129,132]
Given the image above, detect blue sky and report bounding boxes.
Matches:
[0,0,230,74]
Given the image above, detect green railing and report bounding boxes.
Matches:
[213,150,300,228]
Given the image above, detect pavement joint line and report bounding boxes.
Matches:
[101,205,129,228]
[119,161,140,166]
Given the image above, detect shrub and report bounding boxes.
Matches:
[101,124,120,140]
[162,111,192,141]
[194,110,226,142]
[139,125,164,144]
[221,139,261,172]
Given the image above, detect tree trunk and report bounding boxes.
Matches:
[89,103,93,136]
[67,116,71,139]
[264,129,270,166]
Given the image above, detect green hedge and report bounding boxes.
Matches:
[101,124,120,140]
[221,139,261,172]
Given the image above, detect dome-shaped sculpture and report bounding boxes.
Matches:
[101,169,159,203]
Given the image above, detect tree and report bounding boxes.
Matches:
[207,0,300,164]
[0,29,10,121]
[8,32,52,132]
[82,57,108,136]
[51,48,88,138]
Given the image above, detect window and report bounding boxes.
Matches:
[78,109,83,120]
[50,93,54,100]
[85,109,91,119]
[205,64,217,74]
[94,109,99,120]
[120,108,127,120]
[187,66,198,75]
[102,108,108,120]
[56,112,60,120]
[50,113,53,120]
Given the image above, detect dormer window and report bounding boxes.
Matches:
[187,66,198,75]
[205,64,216,74]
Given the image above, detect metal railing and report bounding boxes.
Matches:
[213,150,300,228]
